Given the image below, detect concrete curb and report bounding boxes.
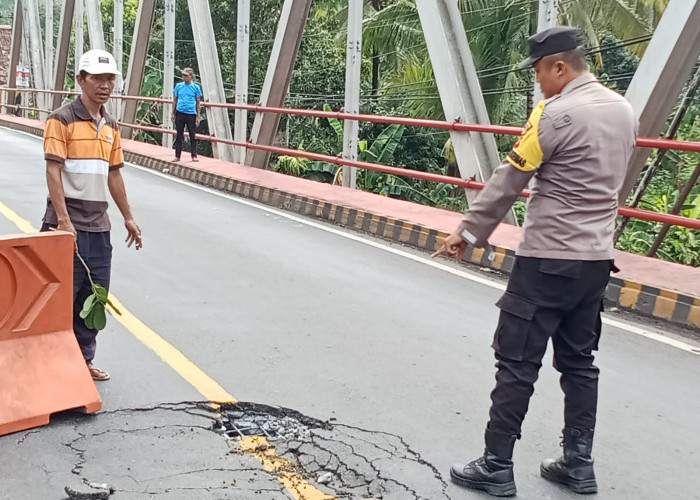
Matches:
[3,117,698,330]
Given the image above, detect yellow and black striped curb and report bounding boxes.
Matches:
[2,117,698,331]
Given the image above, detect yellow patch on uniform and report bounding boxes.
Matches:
[507,101,544,172]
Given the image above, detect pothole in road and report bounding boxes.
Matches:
[219,402,329,440]
[219,402,450,500]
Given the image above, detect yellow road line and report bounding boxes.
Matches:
[0,199,337,499]
[0,201,39,234]
[107,295,236,404]
[240,436,336,500]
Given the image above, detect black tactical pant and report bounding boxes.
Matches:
[487,256,613,436]
[174,111,197,159]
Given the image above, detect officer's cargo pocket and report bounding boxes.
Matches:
[492,292,537,361]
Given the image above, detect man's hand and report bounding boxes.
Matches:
[124,219,143,250]
[195,115,201,127]
[432,232,467,262]
[54,219,77,252]
[171,114,176,123]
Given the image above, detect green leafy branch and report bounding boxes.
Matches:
[75,251,121,331]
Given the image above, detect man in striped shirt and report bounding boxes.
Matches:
[42,49,142,381]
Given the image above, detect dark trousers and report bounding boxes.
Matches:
[41,224,112,363]
[487,257,612,436]
[174,111,197,159]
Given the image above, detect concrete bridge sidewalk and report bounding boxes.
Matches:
[2,114,699,330]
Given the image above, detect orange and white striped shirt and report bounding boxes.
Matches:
[43,97,123,231]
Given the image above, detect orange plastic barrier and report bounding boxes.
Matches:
[0,232,101,436]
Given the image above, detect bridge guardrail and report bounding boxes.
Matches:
[2,87,699,231]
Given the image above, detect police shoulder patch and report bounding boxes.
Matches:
[506,101,544,172]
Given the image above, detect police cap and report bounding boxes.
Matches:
[517,26,582,69]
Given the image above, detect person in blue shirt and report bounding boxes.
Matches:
[171,67,203,162]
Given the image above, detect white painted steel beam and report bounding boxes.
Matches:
[84,0,105,50]
[187,0,235,162]
[74,0,83,87]
[533,0,558,104]
[7,0,23,112]
[44,0,53,88]
[246,0,312,168]
[162,0,175,148]
[23,0,46,116]
[416,0,515,223]
[52,0,76,110]
[113,0,124,117]
[234,0,250,164]
[621,0,700,202]
[342,0,362,188]
[121,0,156,139]
[114,0,124,87]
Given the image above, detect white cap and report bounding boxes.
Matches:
[78,49,121,76]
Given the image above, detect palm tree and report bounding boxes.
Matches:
[363,0,670,125]
[562,0,669,58]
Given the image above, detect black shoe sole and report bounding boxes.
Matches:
[450,469,517,497]
[540,465,597,494]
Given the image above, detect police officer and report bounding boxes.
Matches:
[434,27,638,496]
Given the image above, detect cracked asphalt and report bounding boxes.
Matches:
[1,127,699,499]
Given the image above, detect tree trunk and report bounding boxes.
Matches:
[371,50,379,97]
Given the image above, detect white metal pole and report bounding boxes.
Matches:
[84,0,105,50]
[533,0,558,104]
[417,0,516,224]
[24,0,46,117]
[234,0,250,163]
[21,28,30,117]
[113,0,124,115]
[245,0,311,167]
[187,0,236,161]
[74,0,83,88]
[342,0,362,188]
[7,0,23,113]
[162,0,175,148]
[44,0,53,88]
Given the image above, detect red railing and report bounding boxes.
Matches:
[2,87,699,230]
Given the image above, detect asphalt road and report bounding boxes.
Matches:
[1,126,698,500]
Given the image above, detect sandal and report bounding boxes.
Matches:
[87,363,110,381]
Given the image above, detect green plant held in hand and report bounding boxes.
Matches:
[76,252,121,331]
[80,284,108,330]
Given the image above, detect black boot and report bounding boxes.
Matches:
[450,428,518,497]
[540,427,597,494]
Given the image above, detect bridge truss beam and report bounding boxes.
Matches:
[187,0,235,162]
[162,0,175,149]
[621,0,700,203]
[416,0,516,223]
[234,0,250,164]
[6,0,23,112]
[121,0,156,139]
[246,0,312,168]
[52,0,75,110]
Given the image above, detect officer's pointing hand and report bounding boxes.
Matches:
[432,232,466,262]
